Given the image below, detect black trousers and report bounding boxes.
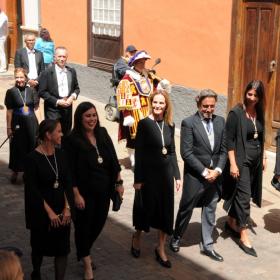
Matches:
[228,143,261,227]
[274,129,280,175]
[74,195,110,260]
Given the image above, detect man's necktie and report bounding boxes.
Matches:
[204,118,211,133]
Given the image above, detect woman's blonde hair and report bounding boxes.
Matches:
[149,90,173,126]
[0,250,24,280]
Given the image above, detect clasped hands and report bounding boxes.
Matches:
[205,168,220,183]
[48,207,71,228]
[57,95,75,108]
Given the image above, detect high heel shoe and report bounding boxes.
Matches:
[239,241,257,257]
[131,234,140,258]
[154,247,172,268]
[225,222,240,238]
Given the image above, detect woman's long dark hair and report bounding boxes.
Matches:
[40,28,52,42]
[72,102,100,140]
[243,80,265,125]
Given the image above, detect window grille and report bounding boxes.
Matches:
[92,0,121,37]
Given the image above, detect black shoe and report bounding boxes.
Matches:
[154,247,172,268]
[239,241,257,257]
[201,249,224,262]
[169,235,180,252]
[131,234,140,258]
[271,177,280,191]
[225,222,240,238]
[31,270,41,280]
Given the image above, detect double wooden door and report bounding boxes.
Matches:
[229,0,280,149]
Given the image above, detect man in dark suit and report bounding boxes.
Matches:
[170,89,227,262]
[14,33,45,88]
[39,46,80,136]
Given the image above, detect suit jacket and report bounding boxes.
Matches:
[180,112,227,206]
[39,64,80,119]
[14,48,45,78]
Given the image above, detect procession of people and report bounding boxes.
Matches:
[1,25,279,279]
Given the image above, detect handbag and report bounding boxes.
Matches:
[111,180,123,211]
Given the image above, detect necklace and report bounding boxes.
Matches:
[93,143,103,164]
[17,88,29,113]
[246,111,258,139]
[155,120,167,155]
[40,146,59,189]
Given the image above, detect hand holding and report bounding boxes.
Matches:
[7,128,13,138]
[57,99,69,108]
[116,185,124,198]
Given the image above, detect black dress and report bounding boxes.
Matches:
[24,149,74,257]
[4,86,38,172]
[133,118,180,235]
[63,127,121,260]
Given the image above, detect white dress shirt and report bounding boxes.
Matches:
[55,64,69,98]
[26,47,38,80]
[199,113,222,177]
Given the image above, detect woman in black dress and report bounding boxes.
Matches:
[132,90,181,268]
[24,120,74,280]
[224,80,266,257]
[63,102,124,280]
[5,67,39,183]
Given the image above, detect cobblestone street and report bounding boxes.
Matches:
[0,67,280,280]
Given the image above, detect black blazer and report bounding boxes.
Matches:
[39,64,80,117]
[275,129,280,175]
[180,112,227,205]
[223,104,264,207]
[14,48,45,78]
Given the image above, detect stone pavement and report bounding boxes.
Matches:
[0,67,280,280]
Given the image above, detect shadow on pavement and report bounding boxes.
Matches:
[263,209,280,233]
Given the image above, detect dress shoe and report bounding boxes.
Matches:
[271,177,280,192]
[239,241,257,257]
[169,235,180,252]
[131,234,140,258]
[154,247,172,268]
[201,249,224,262]
[225,222,240,238]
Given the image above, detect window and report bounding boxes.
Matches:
[92,0,121,37]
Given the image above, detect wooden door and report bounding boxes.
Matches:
[228,0,280,149]
[6,0,19,64]
[88,0,123,71]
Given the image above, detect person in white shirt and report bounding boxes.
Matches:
[39,47,80,136]
[0,8,8,72]
[14,33,45,87]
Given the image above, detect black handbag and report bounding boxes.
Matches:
[111,190,123,211]
[111,180,123,211]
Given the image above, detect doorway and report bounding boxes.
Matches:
[228,0,280,149]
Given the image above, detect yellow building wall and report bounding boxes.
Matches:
[40,0,88,64]
[123,0,232,95]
